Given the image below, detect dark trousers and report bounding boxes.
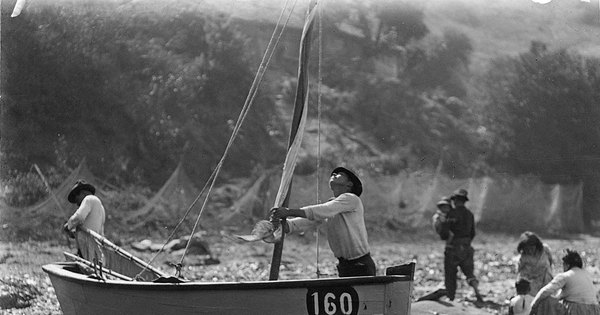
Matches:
[337,253,376,277]
[444,244,476,299]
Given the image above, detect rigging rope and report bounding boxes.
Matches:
[177,0,300,268]
[315,0,324,279]
[135,0,298,279]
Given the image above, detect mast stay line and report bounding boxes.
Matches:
[134,0,298,279]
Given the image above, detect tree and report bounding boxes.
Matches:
[482,41,600,178]
[322,0,428,57]
[316,1,477,172]
[479,41,600,228]
[1,4,134,177]
[318,0,429,89]
[1,2,279,188]
[407,30,473,97]
[115,11,278,185]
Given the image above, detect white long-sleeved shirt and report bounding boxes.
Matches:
[66,195,105,235]
[287,193,370,260]
[509,294,533,315]
[531,267,598,306]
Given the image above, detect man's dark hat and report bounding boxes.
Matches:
[451,188,469,201]
[332,167,363,197]
[67,180,96,203]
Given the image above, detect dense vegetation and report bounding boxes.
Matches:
[476,42,600,223]
[2,0,600,234]
[1,0,280,191]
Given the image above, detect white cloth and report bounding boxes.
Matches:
[510,294,534,315]
[67,195,105,235]
[432,210,451,239]
[287,193,370,260]
[532,267,598,306]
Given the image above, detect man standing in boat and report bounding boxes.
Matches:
[63,180,105,236]
[439,189,484,303]
[270,166,376,277]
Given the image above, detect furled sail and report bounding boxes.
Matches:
[235,2,318,246]
[268,1,318,281]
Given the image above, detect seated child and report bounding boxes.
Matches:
[509,279,534,315]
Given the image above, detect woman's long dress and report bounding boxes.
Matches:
[517,244,553,295]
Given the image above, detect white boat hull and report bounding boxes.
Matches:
[44,262,412,315]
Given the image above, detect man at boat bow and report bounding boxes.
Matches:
[270,167,376,277]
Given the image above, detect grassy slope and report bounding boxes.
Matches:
[6,0,599,240]
[421,0,600,71]
[203,0,600,70]
[6,0,597,240]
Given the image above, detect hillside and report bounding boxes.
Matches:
[3,0,600,240]
[5,0,597,171]
[196,0,600,71]
[422,0,600,71]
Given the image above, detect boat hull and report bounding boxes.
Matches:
[44,262,412,315]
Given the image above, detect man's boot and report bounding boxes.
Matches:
[468,279,484,304]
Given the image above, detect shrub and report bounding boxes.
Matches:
[2,172,47,207]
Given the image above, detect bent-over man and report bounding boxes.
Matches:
[63,180,106,264]
[64,180,105,236]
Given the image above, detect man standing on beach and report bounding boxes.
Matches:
[439,189,483,302]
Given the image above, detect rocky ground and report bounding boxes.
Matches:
[1,231,599,314]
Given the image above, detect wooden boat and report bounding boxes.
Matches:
[44,228,414,315]
[43,2,416,314]
[44,256,413,315]
[44,263,413,315]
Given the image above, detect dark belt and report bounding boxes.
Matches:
[338,252,371,263]
[447,237,472,245]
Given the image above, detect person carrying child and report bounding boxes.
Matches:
[433,189,484,302]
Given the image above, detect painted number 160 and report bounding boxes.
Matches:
[311,292,353,314]
[306,287,359,315]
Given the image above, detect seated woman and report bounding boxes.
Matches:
[530,249,600,315]
[516,231,553,295]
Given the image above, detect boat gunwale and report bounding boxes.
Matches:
[43,262,411,291]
